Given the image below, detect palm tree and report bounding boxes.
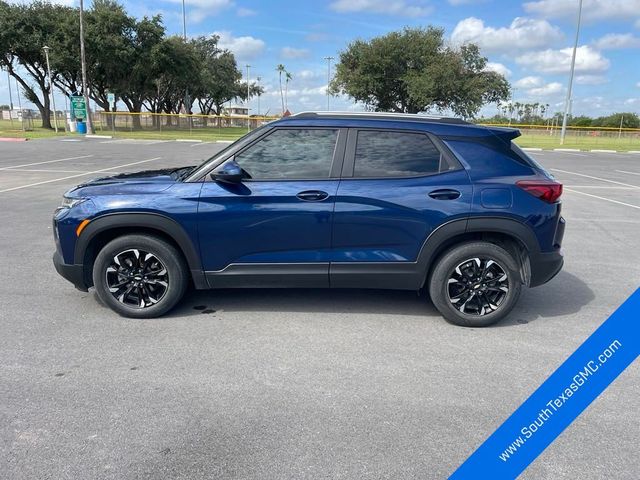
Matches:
[276,64,286,114]
[284,71,292,111]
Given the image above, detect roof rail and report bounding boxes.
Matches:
[290,111,470,124]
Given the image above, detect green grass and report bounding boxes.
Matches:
[0,119,249,142]
[3,118,640,151]
[515,133,640,151]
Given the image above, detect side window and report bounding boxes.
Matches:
[354,130,442,177]
[235,128,338,180]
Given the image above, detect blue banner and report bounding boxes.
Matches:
[450,288,640,479]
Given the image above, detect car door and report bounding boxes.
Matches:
[198,126,346,288]
[330,128,472,289]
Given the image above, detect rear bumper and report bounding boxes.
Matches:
[53,251,88,291]
[529,250,564,287]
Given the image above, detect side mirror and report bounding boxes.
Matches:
[211,160,243,184]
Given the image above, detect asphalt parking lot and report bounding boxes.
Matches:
[1,138,638,479]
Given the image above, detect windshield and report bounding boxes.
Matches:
[184,124,272,181]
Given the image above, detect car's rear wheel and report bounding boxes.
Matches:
[428,242,522,327]
[93,234,188,318]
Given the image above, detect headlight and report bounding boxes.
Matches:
[60,196,87,209]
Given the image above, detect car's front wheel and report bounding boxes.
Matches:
[428,242,522,327]
[92,234,188,318]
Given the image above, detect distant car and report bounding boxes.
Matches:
[53,112,565,326]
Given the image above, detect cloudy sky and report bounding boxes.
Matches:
[2,0,640,117]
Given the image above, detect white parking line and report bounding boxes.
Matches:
[615,170,640,176]
[2,168,88,173]
[551,168,640,189]
[564,185,637,189]
[552,151,588,157]
[564,188,640,210]
[0,157,162,193]
[0,154,93,171]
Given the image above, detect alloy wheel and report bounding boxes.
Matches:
[446,257,509,316]
[105,249,169,308]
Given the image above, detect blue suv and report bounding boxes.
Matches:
[53,112,565,326]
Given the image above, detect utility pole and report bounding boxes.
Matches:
[42,46,58,133]
[618,114,624,139]
[560,0,583,145]
[79,0,92,134]
[323,56,334,110]
[246,64,251,132]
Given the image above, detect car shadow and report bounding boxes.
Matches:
[168,269,593,327]
[497,270,595,327]
[172,287,437,318]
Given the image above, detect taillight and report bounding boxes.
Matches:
[516,180,563,203]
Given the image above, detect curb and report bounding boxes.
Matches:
[590,149,617,153]
[553,148,581,152]
[522,147,543,151]
[627,151,640,154]
[0,137,28,142]
[176,138,202,143]
[85,134,113,139]
[216,140,234,144]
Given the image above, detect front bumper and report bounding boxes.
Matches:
[53,251,88,291]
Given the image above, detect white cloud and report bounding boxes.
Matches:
[161,0,234,22]
[448,0,482,4]
[516,46,610,74]
[236,7,257,17]
[514,76,544,89]
[214,31,265,61]
[451,17,564,53]
[527,82,563,96]
[281,47,311,59]
[593,33,640,49]
[575,74,608,85]
[524,0,640,22]
[329,0,431,17]
[484,62,512,77]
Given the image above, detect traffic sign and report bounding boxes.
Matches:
[107,93,115,109]
[70,95,86,121]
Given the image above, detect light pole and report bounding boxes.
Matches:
[181,0,191,120]
[246,64,251,132]
[560,0,583,145]
[323,56,334,110]
[5,68,14,128]
[42,46,59,133]
[256,76,261,117]
[79,0,92,134]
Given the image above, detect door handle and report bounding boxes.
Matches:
[297,190,329,202]
[428,189,461,200]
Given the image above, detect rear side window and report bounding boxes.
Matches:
[354,130,442,177]
[235,128,338,179]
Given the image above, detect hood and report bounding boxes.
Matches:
[76,167,194,187]
[68,166,195,196]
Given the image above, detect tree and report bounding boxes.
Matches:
[0,1,72,128]
[284,70,292,111]
[189,35,262,121]
[276,63,286,114]
[329,27,510,117]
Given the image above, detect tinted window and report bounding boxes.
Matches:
[354,130,442,177]
[235,128,338,179]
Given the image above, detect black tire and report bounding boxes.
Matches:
[93,234,188,318]
[428,242,522,327]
